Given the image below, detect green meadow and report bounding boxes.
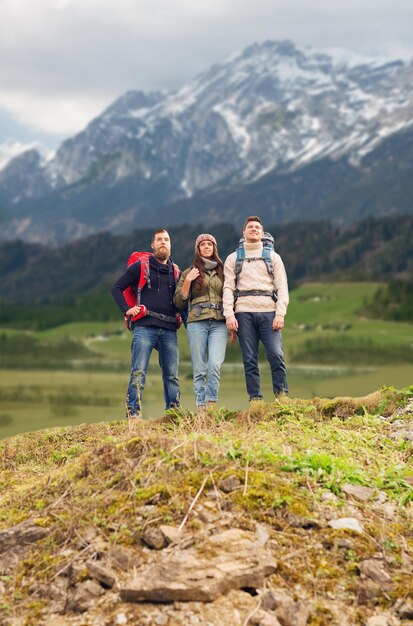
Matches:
[0,282,412,439]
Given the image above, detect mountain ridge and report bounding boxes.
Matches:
[1,39,413,243]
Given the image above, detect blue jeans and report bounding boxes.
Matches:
[126,326,180,416]
[186,320,227,407]
[236,312,288,400]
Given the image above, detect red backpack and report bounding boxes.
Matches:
[123,252,181,329]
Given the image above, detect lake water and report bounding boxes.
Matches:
[1,363,411,439]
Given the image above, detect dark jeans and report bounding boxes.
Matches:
[126,326,180,416]
[236,312,288,400]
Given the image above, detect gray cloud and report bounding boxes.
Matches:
[0,0,412,141]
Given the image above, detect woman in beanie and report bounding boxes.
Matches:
[174,234,227,414]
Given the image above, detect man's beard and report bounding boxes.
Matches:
[154,246,169,261]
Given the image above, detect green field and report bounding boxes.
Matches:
[1,282,412,439]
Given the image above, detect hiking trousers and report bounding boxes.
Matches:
[236,312,288,400]
[126,325,180,416]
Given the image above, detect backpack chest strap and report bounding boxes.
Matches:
[234,289,278,302]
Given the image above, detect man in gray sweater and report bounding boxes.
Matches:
[223,215,289,401]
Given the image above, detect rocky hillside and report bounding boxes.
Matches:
[1,388,413,625]
[1,40,413,243]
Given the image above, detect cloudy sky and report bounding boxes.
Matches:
[1,0,412,150]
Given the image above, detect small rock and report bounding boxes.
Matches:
[114,613,128,626]
[382,503,396,517]
[55,560,84,580]
[357,581,382,605]
[321,491,339,503]
[328,517,364,533]
[255,524,270,547]
[338,538,353,549]
[76,527,98,549]
[219,475,241,493]
[159,525,182,545]
[203,500,217,510]
[276,600,310,626]
[250,611,265,625]
[398,601,413,619]
[375,491,388,504]
[67,579,104,612]
[154,613,169,625]
[366,616,390,626]
[260,589,309,626]
[221,500,233,511]
[0,519,49,554]
[359,560,391,584]
[261,589,293,611]
[0,548,23,575]
[287,514,320,529]
[142,527,167,550]
[258,612,282,626]
[198,509,219,524]
[251,610,281,626]
[205,489,217,499]
[342,483,375,502]
[86,560,117,588]
[109,544,140,570]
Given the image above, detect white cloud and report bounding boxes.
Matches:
[0,0,412,139]
[0,91,108,135]
[0,138,41,171]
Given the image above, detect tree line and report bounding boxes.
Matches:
[0,215,412,329]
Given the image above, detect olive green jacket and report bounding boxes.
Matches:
[174,267,225,324]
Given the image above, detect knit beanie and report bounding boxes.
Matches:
[195,233,217,252]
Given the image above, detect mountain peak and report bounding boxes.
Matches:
[1,39,412,243]
[102,90,164,118]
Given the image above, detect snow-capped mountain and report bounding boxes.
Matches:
[1,39,413,242]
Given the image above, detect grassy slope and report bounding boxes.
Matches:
[0,388,413,625]
[30,282,413,364]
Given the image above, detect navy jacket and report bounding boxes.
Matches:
[111,256,179,331]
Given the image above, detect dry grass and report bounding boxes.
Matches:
[0,387,412,624]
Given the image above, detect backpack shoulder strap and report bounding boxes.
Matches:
[131,254,152,305]
[137,258,151,300]
[234,237,246,288]
[261,232,275,277]
[172,263,181,283]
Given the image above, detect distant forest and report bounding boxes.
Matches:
[1,215,412,329]
[365,279,413,322]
